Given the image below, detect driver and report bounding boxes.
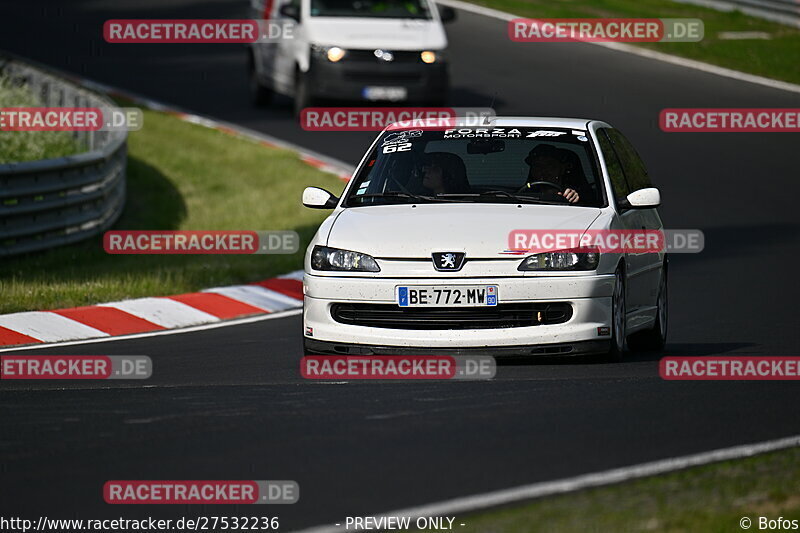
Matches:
[419,152,469,195]
[523,144,580,204]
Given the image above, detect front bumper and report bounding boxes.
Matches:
[303,274,615,355]
[304,338,610,357]
[307,55,448,103]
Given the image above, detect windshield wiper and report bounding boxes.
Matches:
[436,190,550,204]
[348,191,446,204]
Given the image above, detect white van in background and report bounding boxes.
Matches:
[248,0,455,115]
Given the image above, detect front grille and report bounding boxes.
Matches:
[331,303,573,330]
[344,50,423,63]
[343,71,422,84]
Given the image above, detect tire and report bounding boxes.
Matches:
[248,54,273,107]
[628,262,668,352]
[606,266,627,363]
[293,70,313,118]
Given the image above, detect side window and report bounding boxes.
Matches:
[606,128,652,191]
[597,129,629,205]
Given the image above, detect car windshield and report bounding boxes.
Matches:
[310,0,433,19]
[344,127,606,207]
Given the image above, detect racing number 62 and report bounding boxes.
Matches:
[383,142,412,154]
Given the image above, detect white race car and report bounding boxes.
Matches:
[301,117,667,361]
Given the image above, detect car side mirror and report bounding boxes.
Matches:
[303,187,338,209]
[438,5,456,23]
[279,3,300,21]
[625,187,661,209]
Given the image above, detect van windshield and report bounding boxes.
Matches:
[344,127,607,208]
[310,0,433,19]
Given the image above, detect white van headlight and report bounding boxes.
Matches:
[518,251,600,271]
[311,246,380,272]
[420,50,446,63]
[312,45,346,62]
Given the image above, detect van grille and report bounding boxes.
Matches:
[344,50,423,63]
[343,71,423,83]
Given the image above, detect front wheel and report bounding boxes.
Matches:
[606,267,627,363]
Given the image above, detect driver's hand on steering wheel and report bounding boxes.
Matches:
[559,188,580,204]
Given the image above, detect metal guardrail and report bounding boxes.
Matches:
[673,0,800,28]
[0,56,127,257]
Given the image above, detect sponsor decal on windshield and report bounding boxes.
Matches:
[527,130,567,137]
[381,130,423,146]
[442,128,522,138]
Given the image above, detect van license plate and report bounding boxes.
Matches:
[363,86,407,101]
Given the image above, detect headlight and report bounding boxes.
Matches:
[420,50,445,63]
[311,246,380,272]
[420,50,437,64]
[311,45,346,62]
[518,250,600,271]
[326,46,346,62]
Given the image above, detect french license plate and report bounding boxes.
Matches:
[397,285,498,307]
[362,86,407,101]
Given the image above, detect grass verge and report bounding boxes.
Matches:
[0,75,85,163]
[457,446,800,532]
[0,107,346,313]
[465,0,800,85]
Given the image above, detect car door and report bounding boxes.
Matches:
[273,0,303,92]
[604,128,663,323]
[252,0,302,93]
[251,0,277,83]
[596,128,645,320]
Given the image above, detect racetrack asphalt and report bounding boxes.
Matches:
[1,0,799,529]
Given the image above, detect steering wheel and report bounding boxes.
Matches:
[517,181,567,200]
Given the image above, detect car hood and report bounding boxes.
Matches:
[305,18,447,50]
[327,204,603,258]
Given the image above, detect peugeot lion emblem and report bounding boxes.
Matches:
[432,252,466,272]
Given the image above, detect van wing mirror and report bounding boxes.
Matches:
[303,187,339,209]
[625,187,661,209]
[438,5,456,23]
[279,3,300,21]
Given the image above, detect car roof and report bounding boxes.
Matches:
[385,116,601,131]
[486,116,597,129]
